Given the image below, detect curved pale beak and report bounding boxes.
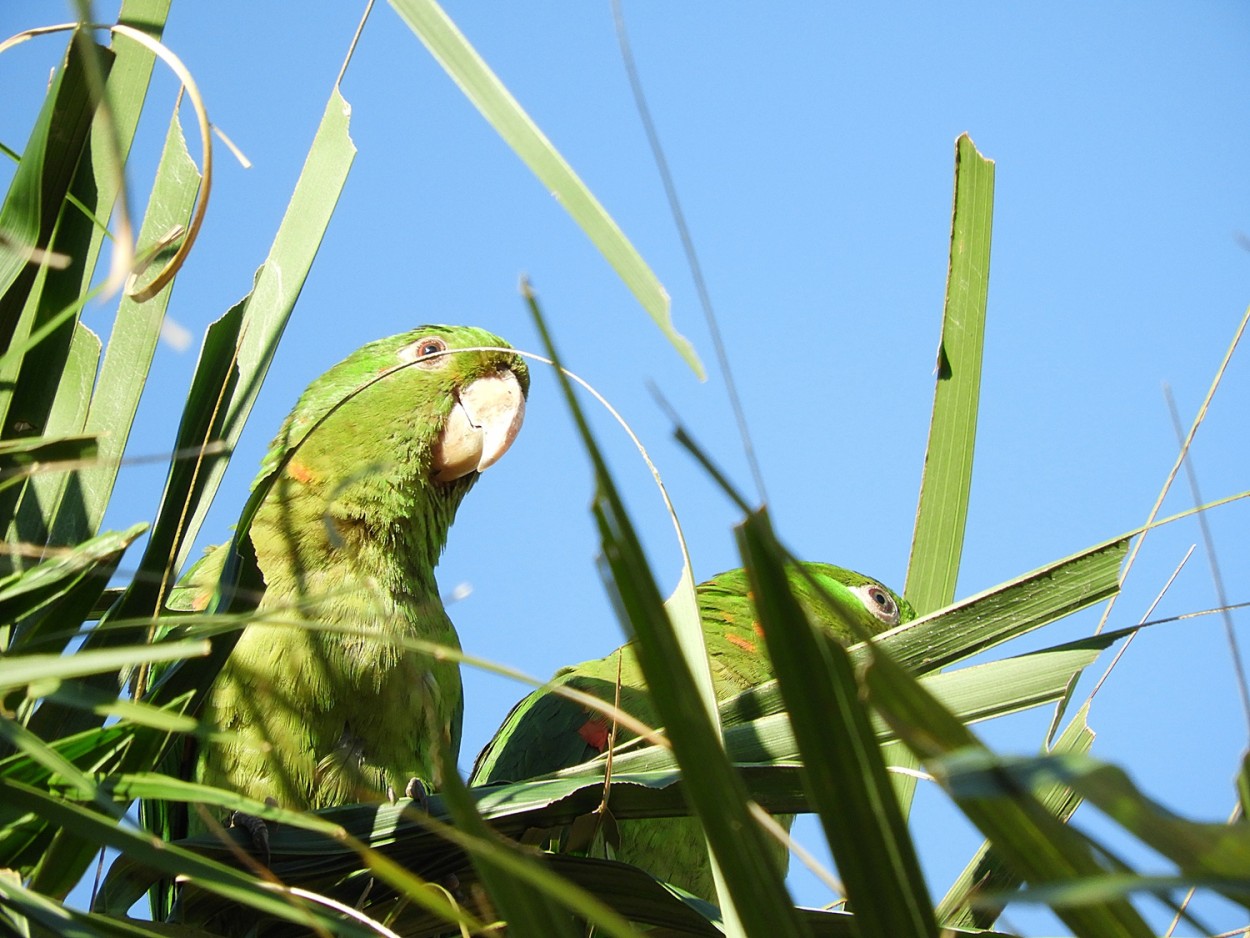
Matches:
[432,370,526,482]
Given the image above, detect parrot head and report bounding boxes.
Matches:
[699,562,914,642]
[789,562,915,637]
[255,324,529,561]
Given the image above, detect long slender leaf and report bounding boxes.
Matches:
[171,85,356,573]
[528,288,805,935]
[574,635,1115,784]
[51,99,200,547]
[437,736,632,938]
[0,36,105,359]
[892,134,995,819]
[879,534,1129,675]
[388,0,703,378]
[739,510,938,938]
[904,132,994,614]
[77,0,173,284]
[946,746,1250,912]
[68,84,355,744]
[0,779,381,936]
[0,639,207,693]
[0,39,115,497]
[0,433,98,470]
[10,321,100,548]
[1,0,170,462]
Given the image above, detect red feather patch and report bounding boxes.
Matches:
[578,717,611,751]
[726,633,757,654]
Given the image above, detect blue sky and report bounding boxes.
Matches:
[4,3,1250,933]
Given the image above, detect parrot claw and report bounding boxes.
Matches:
[230,796,278,866]
[404,776,430,812]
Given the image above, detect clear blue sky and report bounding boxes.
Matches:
[3,3,1249,933]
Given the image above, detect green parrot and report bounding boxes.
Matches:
[469,562,913,900]
[182,324,528,827]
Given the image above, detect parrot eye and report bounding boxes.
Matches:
[853,582,901,626]
[399,336,450,368]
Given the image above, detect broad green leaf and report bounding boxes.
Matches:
[388,0,703,378]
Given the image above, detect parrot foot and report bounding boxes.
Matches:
[230,796,278,866]
[387,776,430,811]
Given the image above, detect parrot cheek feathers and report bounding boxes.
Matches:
[430,371,526,483]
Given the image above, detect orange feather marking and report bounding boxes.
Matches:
[286,458,317,485]
[726,633,757,654]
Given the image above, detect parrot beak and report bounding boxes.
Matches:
[432,370,526,482]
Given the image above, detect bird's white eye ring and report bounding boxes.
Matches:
[853,582,901,626]
[399,336,449,368]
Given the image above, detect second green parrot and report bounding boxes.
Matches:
[470,562,914,900]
